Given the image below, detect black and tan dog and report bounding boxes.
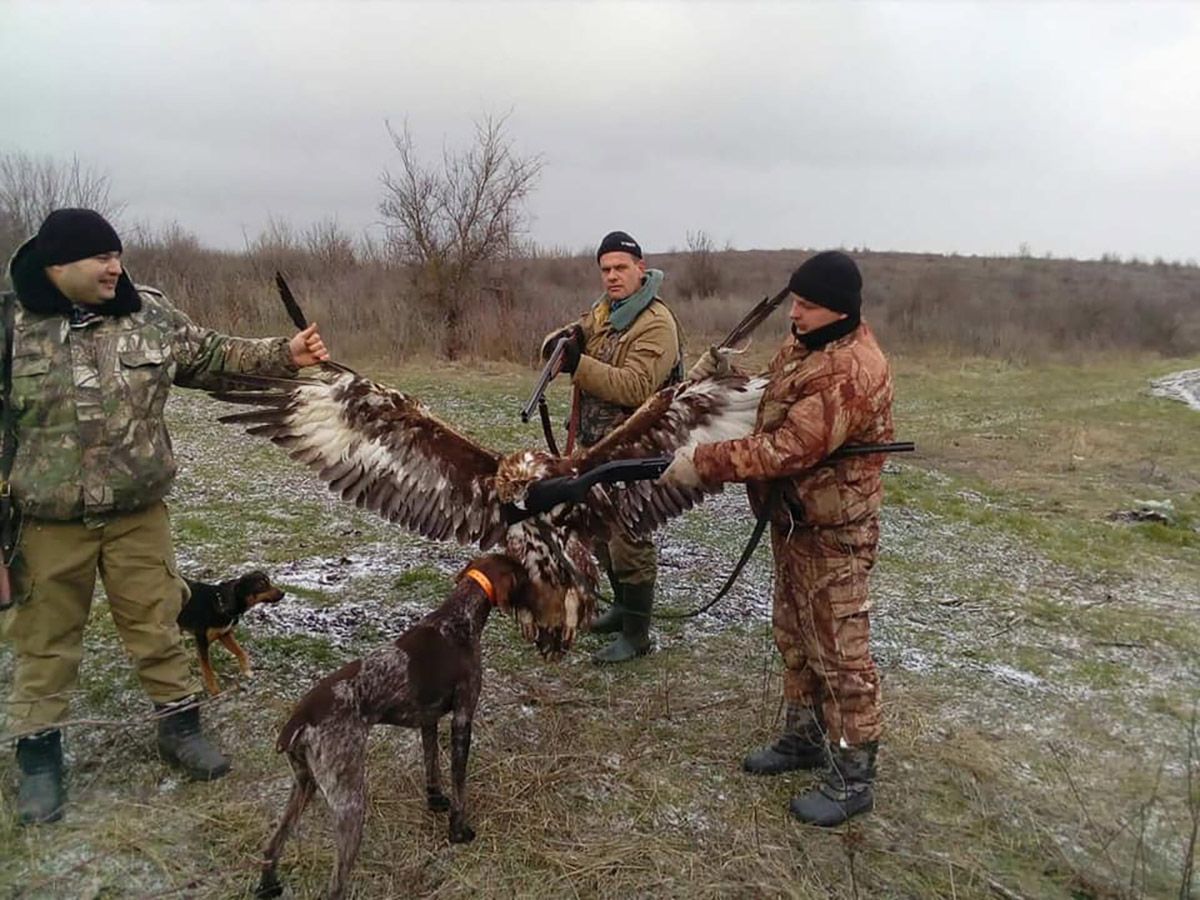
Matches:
[177,571,285,695]
[256,553,527,900]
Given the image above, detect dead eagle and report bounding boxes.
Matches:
[214,365,766,659]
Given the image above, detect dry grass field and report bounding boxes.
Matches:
[1,347,1197,899]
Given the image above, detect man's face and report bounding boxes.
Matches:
[789,292,846,334]
[598,252,646,302]
[46,252,123,305]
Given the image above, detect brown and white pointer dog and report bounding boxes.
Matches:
[178,571,285,695]
[256,552,528,900]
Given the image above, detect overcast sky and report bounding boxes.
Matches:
[3,0,1198,260]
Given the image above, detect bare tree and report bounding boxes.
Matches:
[379,114,542,357]
[679,228,724,299]
[0,152,124,261]
[303,217,357,272]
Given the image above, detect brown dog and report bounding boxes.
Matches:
[255,553,527,900]
[178,571,285,695]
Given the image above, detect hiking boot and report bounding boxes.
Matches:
[789,741,877,827]
[743,706,827,775]
[15,728,66,825]
[593,581,653,664]
[155,700,231,781]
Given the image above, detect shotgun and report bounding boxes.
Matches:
[514,441,916,519]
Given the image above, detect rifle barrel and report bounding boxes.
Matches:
[521,337,567,422]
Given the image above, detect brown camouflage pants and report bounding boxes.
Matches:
[2,501,198,735]
[770,519,881,745]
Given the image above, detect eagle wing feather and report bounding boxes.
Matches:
[213,368,507,548]
[575,374,768,533]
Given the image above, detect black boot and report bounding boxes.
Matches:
[742,705,827,775]
[590,573,625,635]
[592,581,653,664]
[789,741,877,827]
[155,700,231,781]
[15,729,66,825]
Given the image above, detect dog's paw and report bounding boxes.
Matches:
[449,821,476,844]
[426,791,450,812]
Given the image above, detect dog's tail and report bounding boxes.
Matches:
[276,711,308,754]
[275,658,364,753]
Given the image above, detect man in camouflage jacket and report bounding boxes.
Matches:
[1,209,328,825]
[540,230,682,664]
[664,251,893,826]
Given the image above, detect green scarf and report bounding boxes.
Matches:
[594,268,664,333]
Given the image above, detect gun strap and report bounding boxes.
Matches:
[565,385,580,456]
[536,397,560,457]
[625,486,776,622]
[0,292,16,484]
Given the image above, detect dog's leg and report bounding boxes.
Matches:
[218,631,253,678]
[256,751,317,899]
[196,635,220,696]
[299,724,368,900]
[448,709,475,843]
[421,720,449,812]
[322,756,367,900]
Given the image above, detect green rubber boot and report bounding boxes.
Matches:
[592,581,653,664]
[590,573,625,635]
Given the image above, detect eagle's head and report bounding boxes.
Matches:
[493,449,568,505]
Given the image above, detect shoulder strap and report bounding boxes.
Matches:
[1,292,17,483]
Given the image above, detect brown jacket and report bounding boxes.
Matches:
[692,322,893,528]
[545,297,681,447]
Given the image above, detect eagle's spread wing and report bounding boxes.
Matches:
[213,367,507,547]
[575,374,768,533]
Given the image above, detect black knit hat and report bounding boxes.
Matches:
[787,250,862,316]
[35,208,122,266]
[596,230,642,262]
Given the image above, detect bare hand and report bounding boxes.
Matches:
[289,322,329,367]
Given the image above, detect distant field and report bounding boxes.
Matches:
[1,353,1197,899]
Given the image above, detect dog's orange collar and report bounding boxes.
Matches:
[463,568,498,606]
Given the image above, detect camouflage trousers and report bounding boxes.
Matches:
[770,519,881,745]
[2,501,198,736]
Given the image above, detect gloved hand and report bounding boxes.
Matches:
[687,345,736,381]
[559,334,582,374]
[540,324,584,361]
[657,446,707,491]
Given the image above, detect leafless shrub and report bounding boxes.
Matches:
[303,217,357,272]
[678,229,724,299]
[379,113,542,358]
[0,151,124,261]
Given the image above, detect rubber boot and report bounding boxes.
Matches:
[155,700,231,781]
[590,572,625,635]
[15,728,66,825]
[592,581,653,664]
[742,705,827,775]
[789,741,877,827]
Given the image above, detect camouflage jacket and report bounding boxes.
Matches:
[3,247,297,523]
[556,297,681,447]
[692,322,894,529]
